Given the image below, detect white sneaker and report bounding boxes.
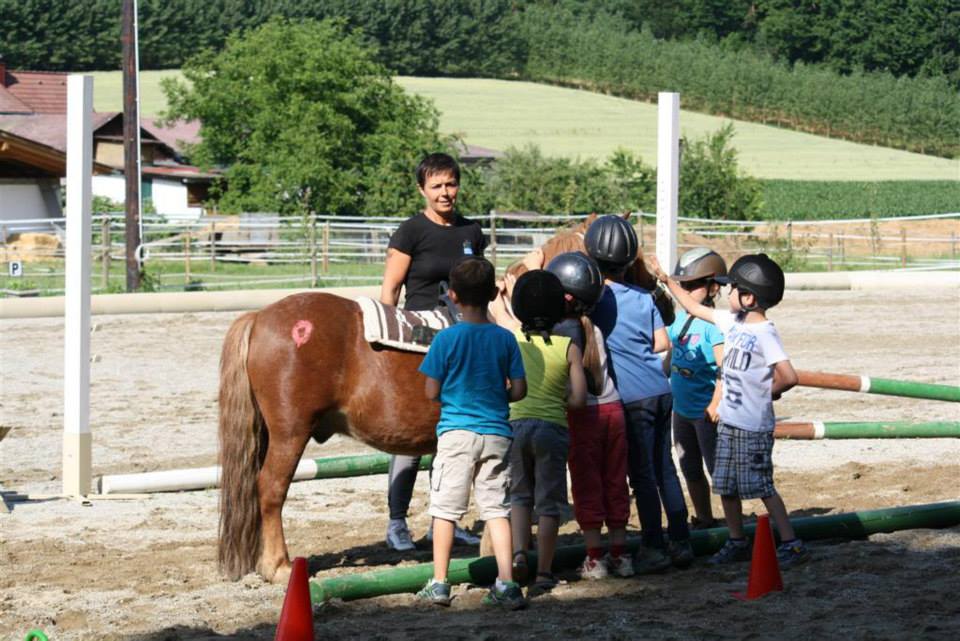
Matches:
[426,523,482,546]
[579,555,609,580]
[385,519,416,551]
[605,552,635,578]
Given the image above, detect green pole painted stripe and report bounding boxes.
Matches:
[309,501,960,603]
[310,454,432,480]
[822,421,960,439]
[865,377,960,403]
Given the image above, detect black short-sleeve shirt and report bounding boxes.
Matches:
[388,212,487,311]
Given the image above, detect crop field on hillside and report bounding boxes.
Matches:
[89,71,958,181]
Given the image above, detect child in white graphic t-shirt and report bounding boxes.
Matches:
[651,253,809,567]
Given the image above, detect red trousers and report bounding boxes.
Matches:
[567,401,631,531]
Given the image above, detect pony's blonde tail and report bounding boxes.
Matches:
[217,312,264,580]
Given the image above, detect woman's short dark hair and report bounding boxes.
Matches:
[416,153,461,188]
[449,257,495,306]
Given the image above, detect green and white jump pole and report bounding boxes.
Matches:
[775,421,960,439]
[98,453,433,494]
[796,370,960,403]
[308,501,960,603]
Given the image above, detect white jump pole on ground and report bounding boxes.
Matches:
[63,75,94,498]
[656,91,680,273]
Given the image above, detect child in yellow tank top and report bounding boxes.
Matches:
[506,270,587,596]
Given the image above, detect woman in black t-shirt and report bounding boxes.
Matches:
[379,153,485,552]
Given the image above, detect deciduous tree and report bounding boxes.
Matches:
[162,18,447,216]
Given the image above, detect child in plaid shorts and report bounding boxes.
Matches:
[651,253,809,567]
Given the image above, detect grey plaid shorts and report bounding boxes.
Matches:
[712,422,775,499]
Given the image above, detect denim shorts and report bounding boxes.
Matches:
[712,422,775,499]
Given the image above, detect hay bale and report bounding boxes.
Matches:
[0,233,62,263]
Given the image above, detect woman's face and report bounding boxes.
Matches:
[419,170,460,217]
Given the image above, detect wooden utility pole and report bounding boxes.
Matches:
[122,0,142,291]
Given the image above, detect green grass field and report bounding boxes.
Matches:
[89,71,958,181]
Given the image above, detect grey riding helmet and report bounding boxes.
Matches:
[673,247,729,284]
[727,253,785,310]
[511,269,566,333]
[546,251,604,309]
[584,215,638,272]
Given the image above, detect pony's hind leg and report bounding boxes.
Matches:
[256,410,313,584]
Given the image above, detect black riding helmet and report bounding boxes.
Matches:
[546,251,604,311]
[584,215,638,273]
[728,253,785,311]
[511,270,566,335]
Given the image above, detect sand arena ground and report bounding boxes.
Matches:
[1,287,959,640]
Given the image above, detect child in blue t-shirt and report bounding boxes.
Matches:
[665,248,728,530]
[585,215,693,574]
[416,257,528,609]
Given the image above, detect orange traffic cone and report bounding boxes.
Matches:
[274,557,315,641]
[733,514,783,600]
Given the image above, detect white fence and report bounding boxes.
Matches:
[1,211,958,296]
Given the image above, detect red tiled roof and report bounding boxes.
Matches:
[2,70,68,114]
[0,112,118,151]
[141,118,201,155]
[0,86,32,114]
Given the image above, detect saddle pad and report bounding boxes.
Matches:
[356,297,452,353]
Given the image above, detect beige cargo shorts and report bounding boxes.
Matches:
[428,429,512,522]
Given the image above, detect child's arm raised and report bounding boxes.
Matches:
[772,359,799,401]
[566,343,587,409]
[648,256,716,325]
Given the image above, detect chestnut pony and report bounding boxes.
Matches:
[217,213,665,583]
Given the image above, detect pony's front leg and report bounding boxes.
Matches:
[256,420,312,584]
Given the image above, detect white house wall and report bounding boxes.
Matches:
[91,174,203,221]
[152,178,202,221]
[0,180,62,225]
[91,174,126,205]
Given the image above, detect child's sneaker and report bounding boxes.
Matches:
[776,539,809,567]
[708,538,752,565]
[632,545,672,574]
[482,581,527,610]
[667,539,695,569]
[415,578,452,606]
[604,553,635,578]
[579,555,609,580]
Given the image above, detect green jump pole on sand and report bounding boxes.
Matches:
[305,454,433,480]
[775,421,960,439]
[309,501,960,604]
[796,370,960,403]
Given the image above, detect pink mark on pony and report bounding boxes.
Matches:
[291,320,314,348]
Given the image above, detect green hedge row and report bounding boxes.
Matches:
[759,180,960,220]
[519,7,959,158]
